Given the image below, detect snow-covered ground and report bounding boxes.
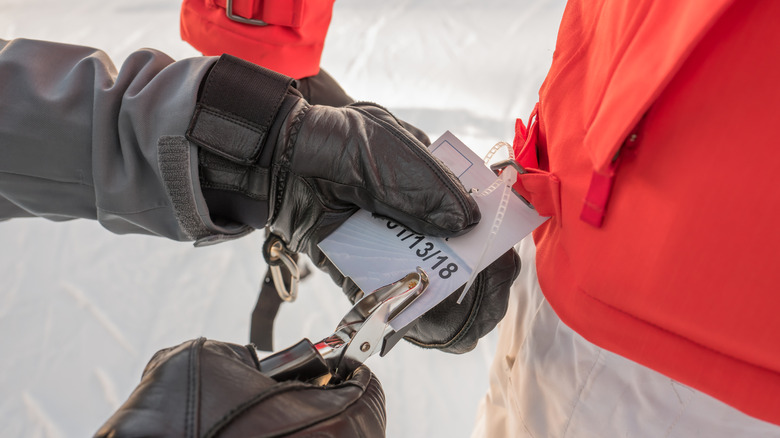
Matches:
[0,1,565,436]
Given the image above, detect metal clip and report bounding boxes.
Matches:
[489,158,527,176]
[225,0,268,26]
[264,236,299,302]
[489,158,535,210]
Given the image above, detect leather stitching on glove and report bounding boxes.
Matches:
[270,102,311,225]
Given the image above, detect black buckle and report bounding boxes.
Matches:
[226,0,268,26]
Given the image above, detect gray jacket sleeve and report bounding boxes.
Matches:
[0,38,249,242]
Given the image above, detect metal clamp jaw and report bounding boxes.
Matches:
[257,268,429,384]
[316,268,429,380]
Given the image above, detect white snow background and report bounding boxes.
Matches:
[0,1,565,436]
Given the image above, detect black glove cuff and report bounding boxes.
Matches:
[186,55,301,228]
[186,54,294,164]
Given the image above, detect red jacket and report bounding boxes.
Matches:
[513,0,780,425]
[180,0,335,78]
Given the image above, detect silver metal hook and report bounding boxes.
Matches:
[268,240,300,302]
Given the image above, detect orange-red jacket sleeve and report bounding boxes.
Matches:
[180,0,335,79]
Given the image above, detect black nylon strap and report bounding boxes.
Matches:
[250,269,284,351]
[251,259,311,351]
[187,54,294,165]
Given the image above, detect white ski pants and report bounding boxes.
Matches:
[471,237,780,438]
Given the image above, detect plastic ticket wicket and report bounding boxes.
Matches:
[319,131,547,330]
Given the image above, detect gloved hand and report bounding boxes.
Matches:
[291,68,519,353]
[266,99,479,255]
[280,68,520,354]
[95,338,386,438]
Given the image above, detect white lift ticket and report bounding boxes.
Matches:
[319,131,548,330]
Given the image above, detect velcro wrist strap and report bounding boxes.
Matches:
[186,54,294,165]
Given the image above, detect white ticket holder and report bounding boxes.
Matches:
[319,131,548,330]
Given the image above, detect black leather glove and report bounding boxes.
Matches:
[286,66,520,354]
[266,99,479,256]
[95,338,386,438]
[287,69,520,353]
